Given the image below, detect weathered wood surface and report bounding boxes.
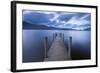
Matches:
[44,33,71,61]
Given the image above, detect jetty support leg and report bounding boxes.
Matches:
[68,36,72,58]
[44,37,48,58]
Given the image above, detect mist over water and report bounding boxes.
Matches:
[23,30,90,62]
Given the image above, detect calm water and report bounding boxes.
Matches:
[22,30,91,62]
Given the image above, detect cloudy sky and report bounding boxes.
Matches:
[23,10,91,30]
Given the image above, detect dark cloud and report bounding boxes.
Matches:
[23,10,91,30]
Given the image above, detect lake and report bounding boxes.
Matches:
[22,30,91,62]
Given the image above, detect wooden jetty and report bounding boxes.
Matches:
[44,33,71,61]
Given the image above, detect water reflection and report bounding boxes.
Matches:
[23,30,90,62]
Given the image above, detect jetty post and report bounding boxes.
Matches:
[62,33,64,42]
[44,36,48,58]
[68,36,72,58]
[55,32,57,38]
[53,33,55,41]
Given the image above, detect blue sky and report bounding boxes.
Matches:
[23,10,91,30]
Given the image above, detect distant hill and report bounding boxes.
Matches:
[23,21,90,30]
[23,21,51,29]
[23,21,66,30]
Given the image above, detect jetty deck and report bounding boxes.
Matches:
[44,33,71,61]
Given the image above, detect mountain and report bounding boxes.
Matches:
[23,21,58,29]
[23,21,90,30]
